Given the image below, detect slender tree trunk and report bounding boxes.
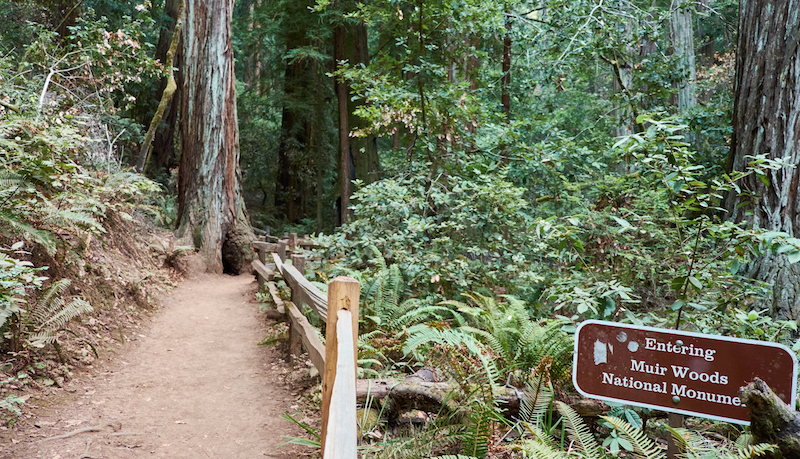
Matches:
[724,0,800,319]
[176,0,253,274]
[670,0,697,111]
[350,22,380,185]
[334,24,351,226]
[501,11,512,119]
[276,0,316,224]
[137,0,185,174]
[151,0,184,177]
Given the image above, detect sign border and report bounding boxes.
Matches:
[572,319,799,425]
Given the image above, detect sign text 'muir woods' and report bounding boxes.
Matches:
[573,320,798,425]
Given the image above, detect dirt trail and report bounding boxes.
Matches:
[4,273,310,459]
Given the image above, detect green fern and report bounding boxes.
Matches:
[24,279,93,348]
[520,374,554,427]
[519,433,570,459]
[404,325,502,389]
[600,415,664,459]
[556,401,603,457]
[667,427,778,459]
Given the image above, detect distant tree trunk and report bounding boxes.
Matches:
[176,0,254,274]
[695,0,716,68]
[350,22,380,185]
[724,0,800,320]
[276,0,316,224]
[151,0,184,177]
[670,0,697,111]
[334,24,351,226]
[52,0,80,40]
[501,10,512,119]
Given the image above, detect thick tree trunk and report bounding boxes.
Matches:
[176,0,254,274]
[670,0,696,111]
[724,0,800,319]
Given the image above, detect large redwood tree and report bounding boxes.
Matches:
[724,0,800,319]
[176,0,253,273]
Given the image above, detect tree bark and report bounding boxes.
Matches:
[176,0,254,274]
[501,10,512,120]
[150,0,184,177]
[334,24,351,226]
[276,0,316,224]
[350,22,380,185]
[670,0,697,111]
[136,0,185,174]
[740,378,800,458]
[723,0,800,319]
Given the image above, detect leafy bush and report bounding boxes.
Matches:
[316,163,547,301]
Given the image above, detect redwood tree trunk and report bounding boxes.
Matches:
[176,0,253,274]
[276,0,316,224]
[334,23,351,226]
[350,22,380,185]
[724,0,800,319]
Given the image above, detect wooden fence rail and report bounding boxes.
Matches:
[253,241,358,458]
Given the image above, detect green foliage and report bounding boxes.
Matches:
[403,295,573,384]
[23,278,92,349]
[667,428,778,459]
[0,243,48,331]
[316,164,545,300]
[556,401,603,457]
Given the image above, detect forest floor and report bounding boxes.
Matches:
[0,270,318,459]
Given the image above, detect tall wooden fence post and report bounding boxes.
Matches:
[321,276,359,455]
[287,253,307,363]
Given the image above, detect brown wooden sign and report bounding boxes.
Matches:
[573,320,798,424]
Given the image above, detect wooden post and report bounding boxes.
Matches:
[321,276,359,455]
[667,413,684,459]
[291,253,306,276]
[277,241,287,262]
[287,253,306,363]
[289,232,298,250]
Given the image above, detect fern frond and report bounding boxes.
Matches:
[556,401,602,456]
[667,427,778,459]
[733,444,779,459]
[34,298,92,332]
[25,279,93,347]
[392,304,464,328]
[519,436,569,459]
[0,211,57,254]
[0,169,26,190]
[404,325,502,388]
[462,406,492,458]
[601,415,665,459]
[520,375,553,426]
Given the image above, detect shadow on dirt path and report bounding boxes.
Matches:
[3,273,311,459]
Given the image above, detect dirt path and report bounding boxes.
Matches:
[3,273,311,459]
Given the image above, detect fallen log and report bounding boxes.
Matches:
[740,377,800,458]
